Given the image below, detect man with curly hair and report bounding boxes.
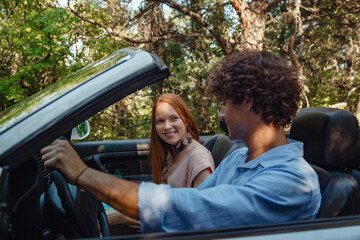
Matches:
[209,50,302,152]
[41,50,321,233]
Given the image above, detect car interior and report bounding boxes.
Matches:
[4,105,360,240]
[88,106,360,237]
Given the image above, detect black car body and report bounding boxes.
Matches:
[1,48,360,240]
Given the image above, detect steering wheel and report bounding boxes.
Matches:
[50,170,110,238]
[40,135,110,238]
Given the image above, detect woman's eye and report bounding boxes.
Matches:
[171,117,178,121]
[156,120,163,124]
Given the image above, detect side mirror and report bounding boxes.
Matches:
[71,120,90,140]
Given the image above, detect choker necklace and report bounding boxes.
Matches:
[161,133,193,184]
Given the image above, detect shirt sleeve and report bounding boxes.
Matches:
[196,162,219,189]
[138,182,172,233]
[138,164,320,233]
[187,148,215,187]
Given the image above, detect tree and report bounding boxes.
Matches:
[0,1,72,110]
[1,0,359,140]
[0,0,129,112]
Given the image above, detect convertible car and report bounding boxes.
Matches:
[1,48,360,240]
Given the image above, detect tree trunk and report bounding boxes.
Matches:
[232,0,269,50]
[356,94,360,120]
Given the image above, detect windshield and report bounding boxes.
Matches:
[0,51,131,133]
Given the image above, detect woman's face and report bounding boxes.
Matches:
[155,102,188,146]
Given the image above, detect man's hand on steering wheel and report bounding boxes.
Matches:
[41,139,87,185]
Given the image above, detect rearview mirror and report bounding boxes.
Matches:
[71,120,90,140]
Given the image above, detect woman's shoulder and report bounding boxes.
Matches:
[190,141,211,155]
[189,141,214,164]
[188,141,215,173]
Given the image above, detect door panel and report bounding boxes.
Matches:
[73,139,152,183]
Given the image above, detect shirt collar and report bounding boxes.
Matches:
[238,140,304,169]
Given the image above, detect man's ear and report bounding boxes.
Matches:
[245,97,254,111]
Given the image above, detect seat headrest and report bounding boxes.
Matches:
[290,107,359,170]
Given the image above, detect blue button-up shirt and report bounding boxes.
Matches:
[138,140,321,233]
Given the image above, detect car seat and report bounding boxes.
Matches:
[204,134,246,168]
[290,107,359,217]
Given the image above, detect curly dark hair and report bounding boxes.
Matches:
[208,50,302,127]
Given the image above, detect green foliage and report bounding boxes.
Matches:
[1,0,360,141]
[301,0,360,110]
[0,0,128,112]
[264,0,360,112]
[0,2,73,110]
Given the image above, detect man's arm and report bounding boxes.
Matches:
[77,167,140,219]
[139,162,320,232]
[193,169,212,188]
[41,139,140,219]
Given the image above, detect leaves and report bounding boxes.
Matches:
[1,0,360,140]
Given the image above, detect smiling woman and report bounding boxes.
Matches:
[155,102,189,147]
[150,93,215,188]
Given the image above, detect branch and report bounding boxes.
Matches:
[67,6,133,42]
[71,8,204,43]
[199,1,231,18]
[231,0,248,38]
[231,0,242,19]
[262,0,286,12]
[157,0,214,32]
[125,1,159,28]
[287,2,302,68]
[1,0,18,22]
[300,5,319,13]
[155,0,223,42]
[48,2,206,45]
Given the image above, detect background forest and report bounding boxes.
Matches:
[0,0,359,140]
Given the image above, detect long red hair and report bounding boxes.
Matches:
[150,93,199,184]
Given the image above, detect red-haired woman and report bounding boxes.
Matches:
[150,93,215,188]
[107,93,215,228]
